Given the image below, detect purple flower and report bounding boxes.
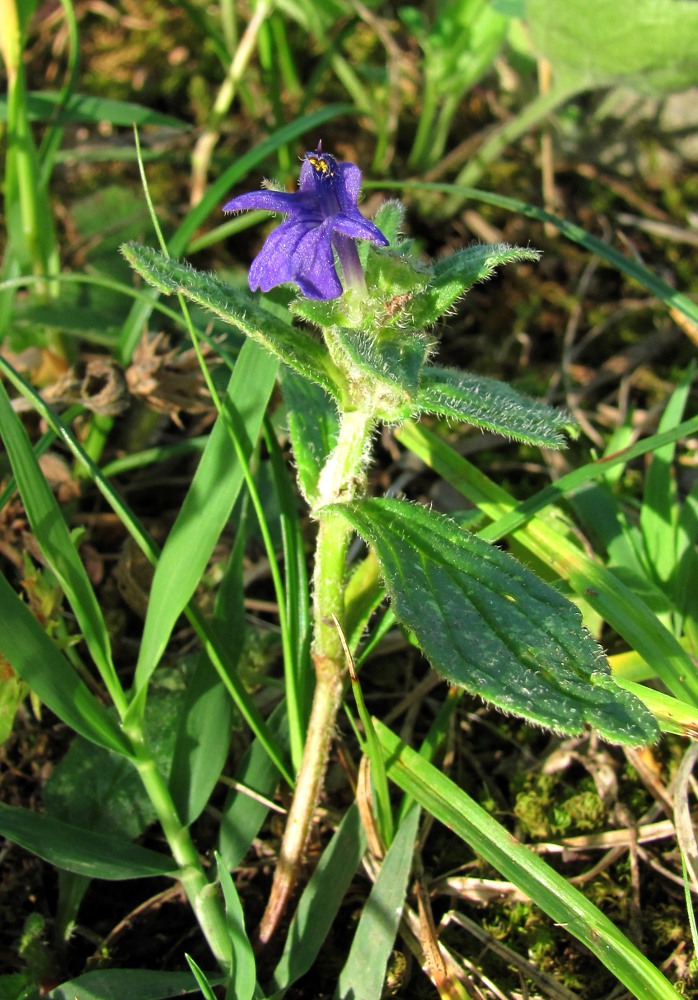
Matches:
[223,147,389,300]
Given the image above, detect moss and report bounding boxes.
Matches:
[513,772,606,840]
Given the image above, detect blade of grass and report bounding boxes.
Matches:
[218,705,290,870]
[640,367,694,592]
[0,802,177,879]
[374,720,678,999]
[168,499,250,825]
[0,571,132,756]
[0,91,190,129]
[269,805,367,996]
[216,853,257,1000]
[0,355,291,784]
[264,417,312,770]
[47,969,206,1000]
[341,619,394,850]
[395,687,463,827]
[0,403,81,511]
[336,804,420,1000]
[184,957,218,1000]
[37,0,79,182]
[131,341,278,702]
[0,379,127,716]
[0,270,192,331]
[676,481,698,650]
[1,0,60,321]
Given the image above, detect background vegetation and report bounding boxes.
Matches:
[1,1,697,997]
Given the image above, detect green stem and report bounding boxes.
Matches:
[256,407,375,945]
[407,71,441,172]
[133,745,233,972]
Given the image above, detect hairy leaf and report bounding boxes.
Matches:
[415,365,576,447]
[121,244,340,396]
[281,370,339,505]
[409,243,540,327]
[327,325,431,420]
[333,498,658,745]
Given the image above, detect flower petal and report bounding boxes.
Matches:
[223,189,313,215]
[334,162,362,209]
[332,211,390,246]
[291,221,343,299]
[248,219,313,291]
[298,158,316,193]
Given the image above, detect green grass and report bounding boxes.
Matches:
[0,2,697,998]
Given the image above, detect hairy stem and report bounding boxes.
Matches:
[257,407,375,945]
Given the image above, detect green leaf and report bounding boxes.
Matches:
[344,551,385,651]
[409,243,540,327]
[374,721,679,1000]
[216,855,256,1000]
[48,969,205,1000]
[121,244,340,397]
[183,959,217,1000]
[415,365,576,447]
[280,369,339,505]
[44,687,182,840]
[0,90,189,128]
[640,368,693,591]
[270,805,367,994]
[332,498,658,745]
[396,419,698,707]
[168,655,235,827]
[527,0,698,95]
[0,572,132,756]
[44,738,156,840]
[0,378,124,711]
[133,340,277,697]
[168,507,248,825]
[219,707,289,870]
[336,805,420,1000]
[0,803,177,880]
[327,325,430,420]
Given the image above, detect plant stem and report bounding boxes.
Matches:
[256,407,375,945]
[408,71,441,172]
[134,747,233,972]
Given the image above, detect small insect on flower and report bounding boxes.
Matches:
[223,145,389,301]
